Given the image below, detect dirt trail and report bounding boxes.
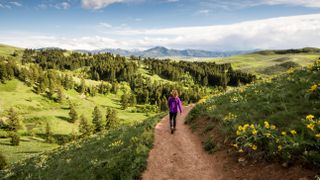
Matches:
[142,105,317,180]
[142,105,224,180]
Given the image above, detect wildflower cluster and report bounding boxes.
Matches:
[310,59,320,71]
[303,114,320,140]
[306,82,320,100]
[233,121,279,154]
[232,115,320,162]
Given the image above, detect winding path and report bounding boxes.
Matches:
[142,105,224,180]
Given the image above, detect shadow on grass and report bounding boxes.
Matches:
[56,116,72,123]
[17,151,41,154]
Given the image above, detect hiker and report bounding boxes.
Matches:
[168,89,182,134]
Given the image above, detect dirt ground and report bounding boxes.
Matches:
[142,105,319,180]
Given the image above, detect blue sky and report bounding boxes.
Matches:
[1,0,320,50]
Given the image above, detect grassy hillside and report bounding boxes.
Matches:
[0,114,164,179]
[211,53,319,76]
[186,60,320,167]
[0,44,23,59]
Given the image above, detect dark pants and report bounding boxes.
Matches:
[169,112,177,128]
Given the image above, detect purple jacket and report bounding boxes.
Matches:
[168,96,182,113]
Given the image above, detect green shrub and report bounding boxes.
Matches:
[203,138,216,154]
[0,152,7,170]
[9,132,20,146]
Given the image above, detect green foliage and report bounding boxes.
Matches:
[0,114,164,180]
[79,114,92,137]
[7,108,20,132]
[92,106,103,132]
[203,138,216,154]
[68,104,78,123]
[9,132,20,146]
[0,152,7,170]
[120,93,130,110]
[45,122,55,143]
[105,108,118,130]
[188,61,320,166]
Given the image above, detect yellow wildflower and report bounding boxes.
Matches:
[252,144,257,151]
[271,125,276,130]
[236,130,241,136]
[239,149,244,153]
[252,129,258,135]
[278,145,282,151]
[243,124,249,130]
[238,125,243,131]
[265,133,271,138]
[306,114,315,121]
[281,131,287,136]
[290,130,297,135]
[250,124,255,129]
[309,84,318,92]
[232,143,239,149]
[264,121,270,129]
[315,133,320,139]
[307,123,315,131]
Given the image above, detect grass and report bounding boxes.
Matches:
[210,53,320,76]
[0,113,165,180]
[0,137,58,165]
[0,79,156,164]
[0,44,23,60]
[186,60,320,166]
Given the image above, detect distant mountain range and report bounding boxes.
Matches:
[75,46,256,58]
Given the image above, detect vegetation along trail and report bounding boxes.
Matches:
[142,105,223,180]
[142,104,316,180]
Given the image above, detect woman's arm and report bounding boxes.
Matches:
[178,98,182,113]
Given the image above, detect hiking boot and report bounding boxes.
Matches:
[170,126,174,134]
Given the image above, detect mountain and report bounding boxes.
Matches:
[76,46,255,58]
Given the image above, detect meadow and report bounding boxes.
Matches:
[211,52,319,76]
[186,59,320,167]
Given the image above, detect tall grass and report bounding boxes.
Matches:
[0,113,165,179]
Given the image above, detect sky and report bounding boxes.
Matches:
[0,0,320,51]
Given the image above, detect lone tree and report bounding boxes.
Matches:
[68,104,78,123]
[7,108,20,132]
[92,106,103,132]
[120,93,130,110]
[45,122,54,143]
[7,108,21,146]
[79,114,92,137]
[0,152,7,170]
[105,108,118,130]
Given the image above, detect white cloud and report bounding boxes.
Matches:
[262,0,320,8]
[1,14,320,51]
[54,2,70,10]
[99,22,113,28]
[9,2,22,7]
[81,0,124,9]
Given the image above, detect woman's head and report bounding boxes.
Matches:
[171,89,178,97]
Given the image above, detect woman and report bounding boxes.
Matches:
[168,89,182,134]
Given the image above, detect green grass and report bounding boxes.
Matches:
[0,79,156,164]
[210,53,320,76]
[186,61,320,166]
[0,44,23,60]
[0,114,165,180]
[0,137,58,165]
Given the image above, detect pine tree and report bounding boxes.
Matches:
[92,106,103,132]
[7,108,20,132]
[120,93,130,110]
[56,87,64,103]
[105,108,118,130]
[0,152,7,170]
[45,122,54,143]
[68,104,78,123]
[79,114,92,137]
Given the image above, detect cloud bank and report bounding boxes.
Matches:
[1,14,320,51]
